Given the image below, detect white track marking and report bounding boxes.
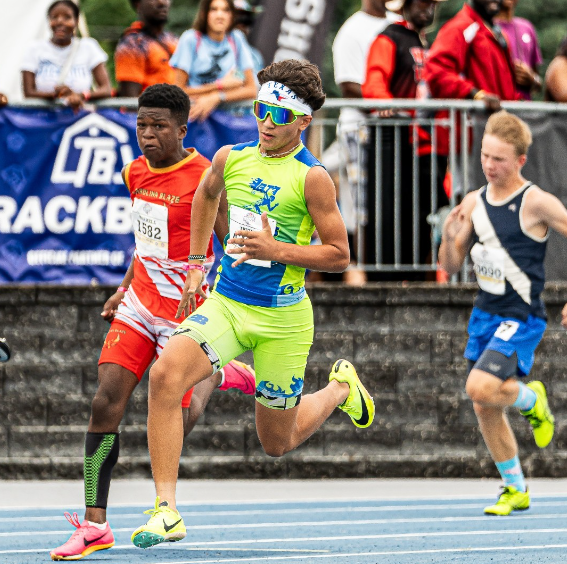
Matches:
[3,527,567,553]
[5,500,567,523]
[3,491,567,511]
[6,513,567,536]
[147,544,567,564]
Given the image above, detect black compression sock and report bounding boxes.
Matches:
[84,432,119,509]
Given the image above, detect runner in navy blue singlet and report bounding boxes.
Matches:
[440,111,567,516]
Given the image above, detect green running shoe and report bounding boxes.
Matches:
[484,486,530,516]
[131,497,186,549]
[520,381,554,448]
[329,359,375,428]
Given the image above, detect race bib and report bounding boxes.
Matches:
[132,199,169,259]
[470,243,506,295]
[494,320,520,342]
[227,205,277,268]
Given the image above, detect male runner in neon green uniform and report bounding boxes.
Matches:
[131,59,376,548]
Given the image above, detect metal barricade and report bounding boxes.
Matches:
[7,98,567,283]
[311,99,567,283]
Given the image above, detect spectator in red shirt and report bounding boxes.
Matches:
[362,0,448,280]
[425,0,518,111]
[495,0,542,100]
[115,0,177,97]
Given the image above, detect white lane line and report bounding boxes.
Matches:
[6,513,567,536]
[6,500,567,522]
[3,492,567,511]
[147,544,567,564]
[3,527,567,553]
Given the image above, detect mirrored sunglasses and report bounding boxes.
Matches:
[253,100,304,126]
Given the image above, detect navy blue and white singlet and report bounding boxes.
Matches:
[470,182,547,321]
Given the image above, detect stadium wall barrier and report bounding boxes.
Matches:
[1,283,567,479]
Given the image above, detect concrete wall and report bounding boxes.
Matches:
[1,283,567,479]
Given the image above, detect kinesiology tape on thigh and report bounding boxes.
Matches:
[84,432,119,509]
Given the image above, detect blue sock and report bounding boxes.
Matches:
[495,456,526,492]
[512,382,536,411]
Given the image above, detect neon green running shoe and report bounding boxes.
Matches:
[520,381,555,448]
[484,486,530,516]
[329,359,375,428]
[131,497,186,549]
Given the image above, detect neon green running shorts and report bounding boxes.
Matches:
[172,291,314,409]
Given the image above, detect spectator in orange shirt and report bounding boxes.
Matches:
[115,0,177,97]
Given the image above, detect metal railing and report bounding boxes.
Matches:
[310,99,567,281]
[7,98,567,282]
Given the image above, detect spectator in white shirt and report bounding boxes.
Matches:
[21,0,111,110]
[332,1,401,284]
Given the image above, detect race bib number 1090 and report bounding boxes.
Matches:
[132,199,169,259]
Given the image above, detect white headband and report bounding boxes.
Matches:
[257,81,312,116]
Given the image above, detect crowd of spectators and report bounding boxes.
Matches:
[3,0,567,285]
[15,0,259,115]
[329,0,564,283]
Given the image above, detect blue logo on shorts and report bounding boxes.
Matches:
[190,314,208,326]
[256,375,304,398]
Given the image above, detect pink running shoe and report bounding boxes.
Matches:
[218,360,256,395]
[50,512,114,561]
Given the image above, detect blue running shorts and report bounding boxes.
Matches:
[464,307,546,377]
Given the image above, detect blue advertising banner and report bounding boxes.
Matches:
[0,107,258,284]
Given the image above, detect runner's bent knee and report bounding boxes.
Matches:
[466,368,505,404]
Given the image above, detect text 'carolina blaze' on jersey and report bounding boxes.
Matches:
[470,182,548,321]
[215,141,322,307]
[124,149,213,318]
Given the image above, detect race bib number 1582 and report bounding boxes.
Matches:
[132,199,169,259]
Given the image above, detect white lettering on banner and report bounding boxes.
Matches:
[0,197,17,232]
[0,196,132,234]
[26,249,126,266]
[274,0,325,61]
[12,196,45,234]
[75,196,107,233]
[286,0,325,25]
[105,199,133,234]
[277,19,313,54]
[51,114,134,189]
[44,196,76,234]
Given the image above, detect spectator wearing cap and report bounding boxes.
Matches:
[115,0,178,97]
[424,0,519,111]
[495,0,542,100]
[545,36,567,102]
[362,0,449,280]
[332,1,401,285]
[233,0,264,77]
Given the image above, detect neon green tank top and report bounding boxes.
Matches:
[214,140,322,307]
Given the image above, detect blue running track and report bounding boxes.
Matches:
[2,491,567,563]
